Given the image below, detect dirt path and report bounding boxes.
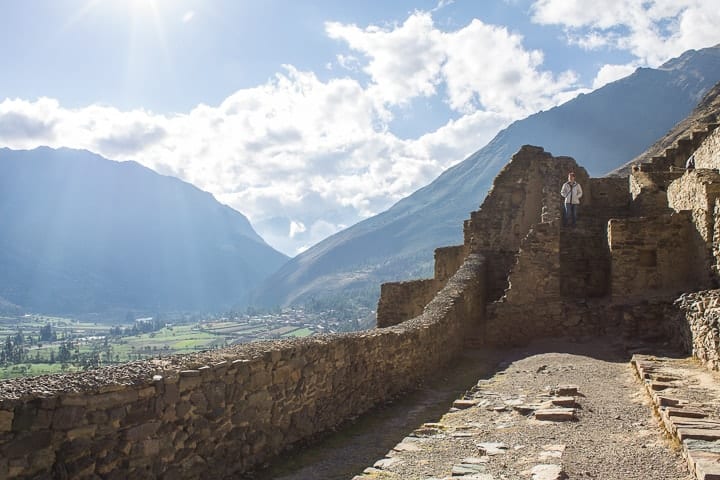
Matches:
[244,338,692,480]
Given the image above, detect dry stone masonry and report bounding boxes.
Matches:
[4,117,720,478]
[0,257,485,479]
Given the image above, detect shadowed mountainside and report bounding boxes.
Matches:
[254,44,720,308]
[609,80,720,176]
[0,147,288,314]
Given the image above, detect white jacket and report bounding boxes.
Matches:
[561,181,582,205]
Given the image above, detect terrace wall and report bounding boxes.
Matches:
[0,255,486,479]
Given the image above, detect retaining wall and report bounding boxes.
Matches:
[675,289,720,371]
[608,212,709,300]
[694,126,720,169]
[0,255,486,479]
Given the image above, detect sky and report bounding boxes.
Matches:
[1,0,719,256]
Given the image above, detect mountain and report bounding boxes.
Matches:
[609,80,720,175]
[254,44,720,308]
[0,147,288,314]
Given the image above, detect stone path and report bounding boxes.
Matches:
[632,354,720,480]
[353,340,693,480]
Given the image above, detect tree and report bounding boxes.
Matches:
[39,324,56,342]
[57,342,72,364]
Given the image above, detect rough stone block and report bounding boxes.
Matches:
[53,406,86,430]
[534,408,576,421]
[0,410,13,432]
[657,395,684,407]
[124,421,161,441]
[531,463,566,480]
[453,399,480,409]
[667,407,708,418]
[677,428,720,442]
[67,425,97,441]
[552,385,579,396]
[550,396,576,407]
[89,390,139,409]
[650,381,674,391]
[2,431,52,458]
[687,450,720,480]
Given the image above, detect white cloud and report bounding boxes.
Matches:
[327,12,583,118]
[182,11,195,23]
[592,63,638,89]
[0,10,611,257]
[326,13,446,107]
[531,0,720,67]
[289,220,306,238]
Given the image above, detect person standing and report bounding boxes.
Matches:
[686,153,696,171]
[561,172,582,227]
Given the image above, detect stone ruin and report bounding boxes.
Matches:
[379,122,720,353]
[2,122,720,478]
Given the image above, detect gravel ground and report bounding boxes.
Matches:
[249,338,693,480]
[358,338,692,480]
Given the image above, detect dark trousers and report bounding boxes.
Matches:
[563,203,578,226]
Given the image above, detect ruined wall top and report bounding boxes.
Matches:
[465,145,587,254]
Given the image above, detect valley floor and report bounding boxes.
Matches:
[247,338,702,480]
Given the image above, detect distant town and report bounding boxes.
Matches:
[0,306,375,379]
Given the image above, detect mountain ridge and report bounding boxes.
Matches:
[0,146,288,314]
[254,44,720,308]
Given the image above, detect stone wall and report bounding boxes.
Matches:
[463,145,584,299]
[0,255,486,479]
[668,169,720,244]
[586,177,631,218]
[608,212,709,300]
[485,221,562,345]
[714,198,720,279]
[434,245,466,283]
[376,245,466,328]
[629,170,682,216]
[694,126,720,169]
[675,290,720,371]
[376,279,437,328]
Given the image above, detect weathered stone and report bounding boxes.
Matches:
[650,381,675,391]
[687,450,720,480]
[452,463,488,475]
[534,408,576,421]
[0,410,13,432]
[550,396,576,407]
[2,431,52,458]
[392,441,421,453]
[453,399,479,409]
[89,390,139,409]
[677,428,720,442]
[531,464,566,480]
[476,442,508,455]
[67,425,96,441]
[52,406,86,430]
[552,385,579,396]
[124,421,160,441]
[373,457,400,469]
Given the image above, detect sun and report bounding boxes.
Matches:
[126,0,160,16]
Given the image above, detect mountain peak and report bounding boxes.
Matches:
[254,45,720,309]
[0,147,288,314]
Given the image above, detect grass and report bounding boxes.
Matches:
[0,362,78,379]
[283,328,314,338]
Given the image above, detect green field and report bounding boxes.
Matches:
[0,314,323,379]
